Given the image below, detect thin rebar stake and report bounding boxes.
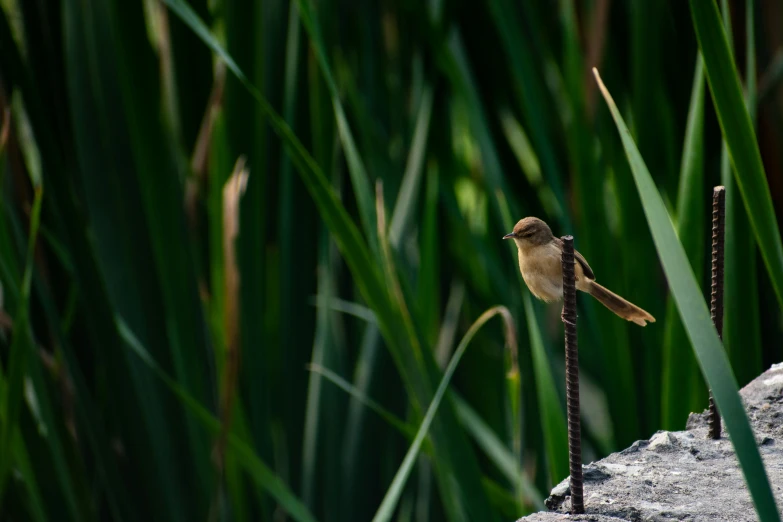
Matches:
[561,235,584,514]
[709,186,726,440]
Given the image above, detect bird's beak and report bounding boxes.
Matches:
[503,233,515,240]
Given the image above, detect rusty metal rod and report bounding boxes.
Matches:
[709,186,725,439]
[561,235,584,514]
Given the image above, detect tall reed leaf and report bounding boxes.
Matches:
[689,0,783,310]
[595,68,780,522]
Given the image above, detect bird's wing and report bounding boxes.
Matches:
[553,238,595,280]
[574,249,595,280]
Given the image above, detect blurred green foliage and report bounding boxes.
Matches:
[0,0,781,520]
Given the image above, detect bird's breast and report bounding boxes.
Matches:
[517,243,564,302]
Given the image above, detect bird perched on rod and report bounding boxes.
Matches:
[504,217,655,326]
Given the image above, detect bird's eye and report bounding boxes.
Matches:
[520,231,534,238]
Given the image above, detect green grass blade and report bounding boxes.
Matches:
[371,306,516,522]
[661,55,706,429]
[389,86,434,247]
[689,0,783,310]
[301,228,340,511]
[312,296,377,324]
[745,0,757,120]
[595,68,780,522]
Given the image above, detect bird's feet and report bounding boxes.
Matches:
[561,307,576,326]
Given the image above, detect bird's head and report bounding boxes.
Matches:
[503,217,554,247]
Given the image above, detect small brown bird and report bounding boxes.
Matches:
[504,217,655,326]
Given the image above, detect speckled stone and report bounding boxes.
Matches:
[518,362,783,522]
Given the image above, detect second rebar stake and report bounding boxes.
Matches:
[708,186,726,440]
[561,235,584,514]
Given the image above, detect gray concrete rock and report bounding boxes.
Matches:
[518,363,783,522]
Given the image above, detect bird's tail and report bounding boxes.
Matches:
[587,282,655,326]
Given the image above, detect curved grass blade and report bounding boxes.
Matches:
[689,0,783,310]
[594,67,780,522]
[371,306,516,522]
[311,295,377,324]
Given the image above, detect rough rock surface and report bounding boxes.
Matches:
[518,363,783,521]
